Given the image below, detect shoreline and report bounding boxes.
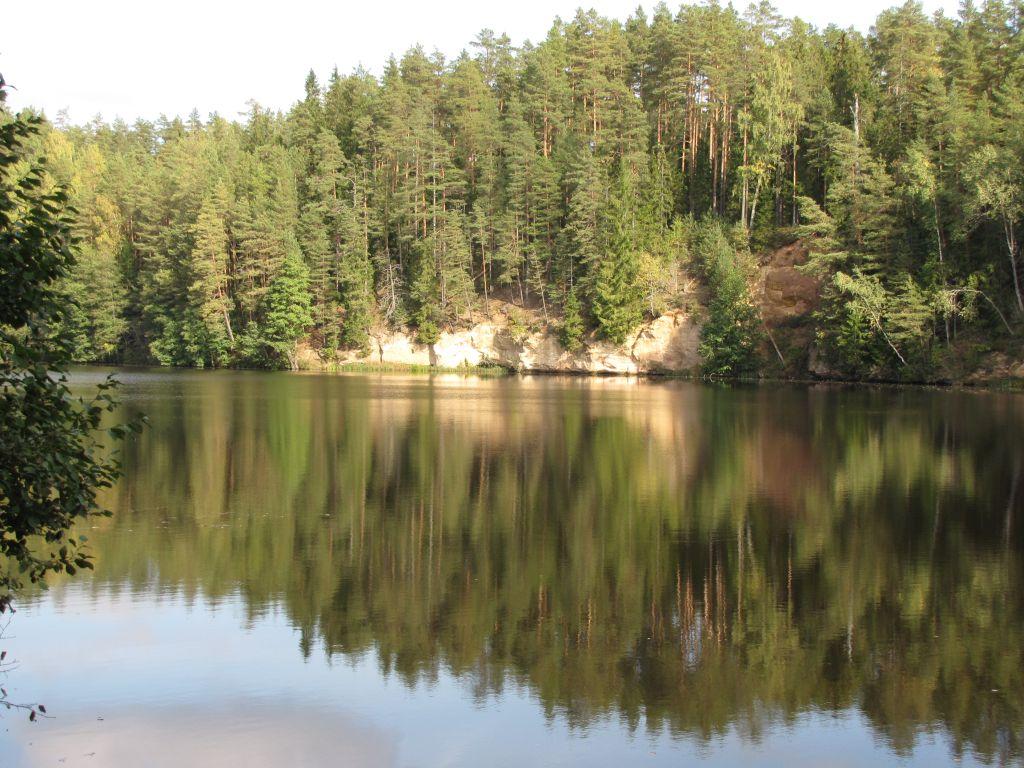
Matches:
[71,361,1024,391]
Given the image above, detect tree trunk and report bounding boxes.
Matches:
[1005,217,1023,313]
[741,127,749,228]
[791,140,798,226]
[749,176,763,231]
[221,303,234,343]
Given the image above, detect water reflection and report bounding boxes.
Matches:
[15,372,1024,764]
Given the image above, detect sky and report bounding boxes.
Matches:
[2,0,962,125]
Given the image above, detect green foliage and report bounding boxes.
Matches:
[338,244,375,351]
[256,245,313,369]
[560,287,585,352]
[963,144,1024,313]
[822,269,935,376]
[409,237,443,345]
[57,244,127,361]
[799,129,939,377]
[414,320,440,346]
[186,192,234,366]
[695,220,761,377]
[591,172,644,344]
[0,97,139,611]
[561,147,606,293]
[24,1,1024,378]
[506,306,530,344]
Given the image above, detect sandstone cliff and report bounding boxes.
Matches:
[294,240,1023,384]
[310,306,703,375]
[294,241,817,376]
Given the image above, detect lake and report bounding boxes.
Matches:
[1,369,1022,767]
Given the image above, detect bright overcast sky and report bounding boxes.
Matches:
[2,0,961,125]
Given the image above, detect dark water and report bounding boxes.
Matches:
[2,370,1023,767]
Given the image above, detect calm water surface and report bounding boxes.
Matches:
[2,369,1023,766]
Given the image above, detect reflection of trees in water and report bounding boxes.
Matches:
[87,376,1023,762]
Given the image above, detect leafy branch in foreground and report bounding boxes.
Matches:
[0,618,50,721]
[0,79,142,613]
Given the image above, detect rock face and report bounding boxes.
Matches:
[259,240,1024,383]
[377,332,432,366]
[323,307,704,375]
[631,312,703,372]
[758,241,821,325]
[304,241,826,377]
[963,352,1024,385]
[753,241,824,377]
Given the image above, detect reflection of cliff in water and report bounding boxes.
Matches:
[75,372,1023,763]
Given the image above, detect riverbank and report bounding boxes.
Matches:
[299,304,704,376]
[292,298,1024,388]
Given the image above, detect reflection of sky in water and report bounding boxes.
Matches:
[2,370,1020,766]
[1,586,986,767]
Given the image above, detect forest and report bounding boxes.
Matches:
[10,0,1024,377]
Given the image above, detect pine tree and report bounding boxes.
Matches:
[187,188,235,366]
[32,2,1024,378]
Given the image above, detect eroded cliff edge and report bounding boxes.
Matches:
[301,306,702,375]
[297,241,1024,384]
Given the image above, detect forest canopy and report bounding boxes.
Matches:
[9,0,1024,377]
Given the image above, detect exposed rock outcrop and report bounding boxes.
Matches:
[631,311,703,373]
[307,240,969,379]
[754,240,823,376]
[963,352,1024,385]
[319,306,704,375]
[304,240,822,376]
[757,241,821,325]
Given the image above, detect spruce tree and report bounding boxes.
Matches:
[259,244,313,369]
[591,169,643,344]
[695,220,760,376]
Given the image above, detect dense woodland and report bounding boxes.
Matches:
[9,0,1024,376]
